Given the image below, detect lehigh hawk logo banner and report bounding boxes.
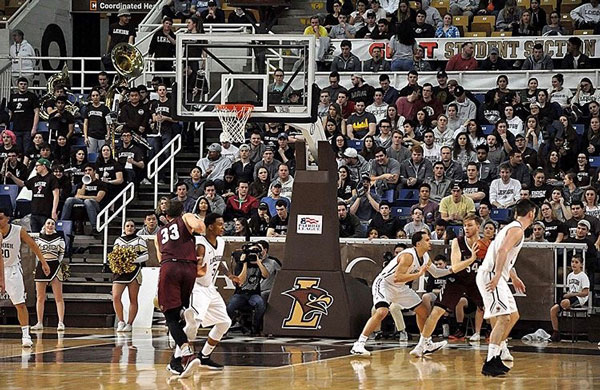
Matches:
[281,277,334,329]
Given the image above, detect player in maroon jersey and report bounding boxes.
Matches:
[410,214,482,357]
[154,200,205,378]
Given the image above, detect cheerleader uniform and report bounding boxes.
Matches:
[112,234,148,284]
[34,232,66,282]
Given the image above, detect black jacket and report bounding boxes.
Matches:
[561,53,593,69]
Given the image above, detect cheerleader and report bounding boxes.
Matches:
[31,218,66,331]
[112,219,148,332]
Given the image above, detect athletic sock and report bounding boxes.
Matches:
[500,340,507,350]
[358,334,368,344]
[22,326,30,338]
[487,344,499,362]
[418,335,430,346]
[201,343,216,357]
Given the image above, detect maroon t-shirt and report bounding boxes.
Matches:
[157,216,197,262]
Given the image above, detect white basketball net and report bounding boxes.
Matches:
[215,104,254,143]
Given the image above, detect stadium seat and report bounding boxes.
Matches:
[447,225,464,237]
[37,121,49,133]
[491,208,512,223]
[392,206,412,219]
[0,185,19,209]
[560,0,581,13]
[516,0,530,8]
[482,124,494,135]
[0,194,13,216]
[56,220,73,255]
[540,0,557,14]
[471,15,495,36]
[465,31,487,37]
[574,30,594,35]
[396,189,419,207]
[347,139,363,151]
[381,189,395,203]
[560,14,573,32]
[589,157,600,168]
[491,31,512,37]
[453,16,469,35]
[409,1,418,9]
[575,124,584,135]
[88,152,98,163]
[474,93,486,104]
[15,199,30,218]
[432,0,448,15]
[72,136,86,147]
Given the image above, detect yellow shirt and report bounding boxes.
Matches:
[303,25,328,37]
[439,195,476,220]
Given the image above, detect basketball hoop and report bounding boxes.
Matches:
[215,104,254,143]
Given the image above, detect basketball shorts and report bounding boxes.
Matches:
[476,270,518,320]
[4,264,26,305]
[189,284,231,327]
[436,279,483,312]
[559,296,582,309]
[157,260,197,312]
[372,276,421,310]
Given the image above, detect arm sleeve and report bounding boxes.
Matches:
[57,239,65,263]
[136,238,149,263]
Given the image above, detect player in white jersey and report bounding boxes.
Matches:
[0,208,49,347]
[351,231,451,356]
[476,199,537,377]
[179,213,231,372]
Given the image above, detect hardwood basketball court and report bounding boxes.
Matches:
[1,327,599,389]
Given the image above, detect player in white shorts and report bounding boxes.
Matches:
[476,199,536,377]
[351,231,451,356]
[176,213,230,373]
[0,208,49,347]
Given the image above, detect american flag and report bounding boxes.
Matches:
[303,218,319,224]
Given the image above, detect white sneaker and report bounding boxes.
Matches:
[30,323,43,331]
[116,321,126,332]
[182,307,198,341]
[140,179,152,185]
[57,322,65,331]
[409,343,425,358]
[22,336,33,348]
[469,332,481,342]
[399,330,408,342]
[423,340,447,355]
[350,342,371,356]
[122,324,132,332]
[501,343,514,361]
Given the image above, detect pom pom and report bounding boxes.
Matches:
[108,246,137,275]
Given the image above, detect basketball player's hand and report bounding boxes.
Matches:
[469,242,480,262]
[513,277,526,294]
[418,264,428,276]
[42,262,50,276]
[486,276,500,292]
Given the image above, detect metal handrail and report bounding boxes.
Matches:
[96,182,135,264]
[147,134,182,207]
[0,0,33,26]
[0,61,13,102]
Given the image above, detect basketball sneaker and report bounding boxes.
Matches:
[182,308,198,341]
[179,354,200,378]
[22,335,33,348]
[423,339,447,355]
[469,332,481,342]
[350,342,371,356]
[492,356,510,373]
[500,343,514,361]
[200,355,224,370]
[116,321,126,332]
[398,330,409,342]
[57,322,65,331]
[551,331,561,342]
[30,323,43,331]
[167,356,183,375]
[122,324,132,332]
[409,343,425,358]
[448,329,465,340]
[481,358,506,377]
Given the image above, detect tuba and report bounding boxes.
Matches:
[39,64,81,121]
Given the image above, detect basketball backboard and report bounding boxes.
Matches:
[175,34,317,123]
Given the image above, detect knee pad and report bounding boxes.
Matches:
[208,320,231,341]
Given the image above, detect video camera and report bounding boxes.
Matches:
[238,242,263,266]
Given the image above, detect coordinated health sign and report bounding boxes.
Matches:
[296,214,323,235]
[72,0,156,13]
[329,36,600,61]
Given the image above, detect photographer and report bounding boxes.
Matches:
[257,240,282,302]
[226,242,271,335]
[349,174,381,227]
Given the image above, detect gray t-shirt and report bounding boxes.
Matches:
[260,257,281,293]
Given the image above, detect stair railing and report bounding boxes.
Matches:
[96,182,135,264]
[147,134,182,207]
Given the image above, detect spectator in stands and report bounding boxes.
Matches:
[267,68,292,105]
[267,199,289,237]
[449,0,480,19]
[504,105,524,136]
[447,44,478,72]
[527,220,548,242]
[61,163,106,235]
[584,187,600,219]
[118,87,150,137]
[399,145,434,189]
[396,87,421,121]
[196,143,232,190]
[426,162,453,202]
[350,0,369,29]
[480,47,510,70]
[514,133,538,171]
[495,0,520,31]
[490,163,521,208]
[370,147,401,196]
[563,172,584,206]
[431,114,452,148]
[330,13,356,38]
[363,46,390,72]
[372,18,395,39]
[164,0,196,19]
[436,13,461,37]
[318,91,331,119]
[338,165,357,204]
[149,17,176,82]
[350,175,381,223]
[403,120,422,148]
[304,16,330,64]
[248,131,266,164]
[249,203,270,236]
[348,74,375,106]
[564,220,599,263]
[343,147,371,182]
[347,101,377,140]
[228,7,256,24]
[561,37,592,70]
[462,162,488,203]
[323,72,347,103]
[570,0,600,29]
[528,0,546,34]
[439,182,475,224]
[419,129,438,164]
[440,145,464,181]
[398,71,421,98]
[200,181,225,216]
[430,218,448,240]
[513,10,536,36]
[522,43,554,70]
[431,71,450,105]
[9,29,35,86]
[411,182,439,224]
[368,200,402,238]
[415,0,443,28]
[367,91,390,125]
[96,145,125,203]
[136,212,159,237]
[331,40,361,72]
[452,133,477,171]
[549,254,589,342]
[325,1,343,30]
[229,144,252,183]
[339,201,362,238]
[451,86,477,124]
[93,72,110,103]
[116,130,145,185]
[389,23,418,71]
[412,46,432,72]
[224,180,258,222]
[183,167,204,200]
[248,167,268,200]
[587,117,600,155]
[83,89,110,155]
[543,10,569,35]
[337,91,356,120]
[8,78,38,153]
[507,149,532,187]
[416,83,443,121]
[566,201,600,241]
[268,163,294,200]
[573,78,600,112]
[201,1,225,22]
[404,207,430,237]
[2,150,27,186]
[411,10,436,38]
[397,0,417,23]
[105,9,135,70]
[47,96,75,144]
[253,147,278,181]
[376,75,397,107]
[355,10,378,38]
[370,0,388,20]
[171,181,196,213]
